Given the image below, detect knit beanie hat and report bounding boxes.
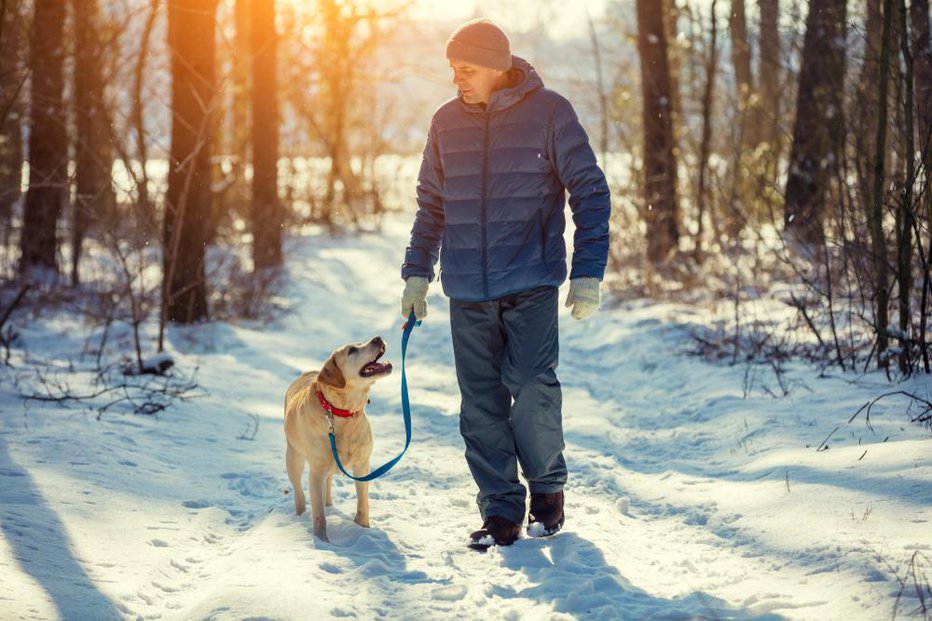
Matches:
[445,19,512,71]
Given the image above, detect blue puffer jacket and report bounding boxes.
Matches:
[401,56,611,302]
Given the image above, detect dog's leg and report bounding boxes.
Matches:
[309,469,329,542]
[353,461,370,528]
[325,474,333,507]
[286,442,306,516]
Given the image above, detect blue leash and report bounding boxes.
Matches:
[328,310,420,481]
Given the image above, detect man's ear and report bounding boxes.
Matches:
[318,355,346,389]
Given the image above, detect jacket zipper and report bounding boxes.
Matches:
[480,111,491,299]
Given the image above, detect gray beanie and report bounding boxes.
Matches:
[445,19,511,71]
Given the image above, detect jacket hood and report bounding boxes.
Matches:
[459,55,544,113]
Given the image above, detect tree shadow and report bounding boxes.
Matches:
[497,531,787,620]
[0,434,118,619]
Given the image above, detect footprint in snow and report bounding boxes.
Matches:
[431,584,467,601]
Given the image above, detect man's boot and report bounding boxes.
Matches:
[528,491,564,537]
[468,515,520,550]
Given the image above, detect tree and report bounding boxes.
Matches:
[757,0,781,147]
[637,0,679,264]
[910,0,932,371]
[867,0,894,368]
[162,0,218,325]
[72,0,116,285]
[20,0,67,280]
[251,0,282,269]
[729,0,758,148]
[783,0,847,246]
[0,0,27,247]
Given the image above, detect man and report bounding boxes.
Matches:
[401,18,610,549]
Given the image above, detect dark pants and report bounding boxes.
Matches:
[450,286,566,525]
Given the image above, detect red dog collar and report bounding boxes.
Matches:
[318,390,356,418]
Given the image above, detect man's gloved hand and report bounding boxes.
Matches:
[401,276,429,320]
[564,277,600,320]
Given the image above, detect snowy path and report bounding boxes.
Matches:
[1,214,930,620]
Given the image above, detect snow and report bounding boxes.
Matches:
[1,213,931,620]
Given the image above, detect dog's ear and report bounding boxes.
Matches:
[318,355,346,389]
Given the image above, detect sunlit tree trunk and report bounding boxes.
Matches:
[162,0,217,324]
[20,0,67,280]
[251,0,282,268]
[783,0,847,246]
[637,0,679,264]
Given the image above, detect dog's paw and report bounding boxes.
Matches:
[354,514,370,528]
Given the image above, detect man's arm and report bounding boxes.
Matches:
[549,96,611,281]
[402,122,445,282]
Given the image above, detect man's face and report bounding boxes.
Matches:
[449,59,504,105]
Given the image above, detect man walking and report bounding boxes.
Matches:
[401,18,611,549]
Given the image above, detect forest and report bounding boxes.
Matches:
[1,0,931,377]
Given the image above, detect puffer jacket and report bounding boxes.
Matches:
[401,56,611,302]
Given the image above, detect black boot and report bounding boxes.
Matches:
[528,491,564,537]
[468,515,520,550]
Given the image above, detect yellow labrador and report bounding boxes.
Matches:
[284,337,392,542]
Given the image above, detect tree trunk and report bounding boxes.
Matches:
[20,0,67,280]
[250,0,282,269]
[72,0,116,286]
[0,0,26,247]
[868,0,895,368]
[132,0,161,230]
[757,0,781,148]
[162,0,217,325]
[897,0,914,375]
[783,0,847,246]
[233,0,250,189]
[910,0,932,371]
[729,0,758,147]
[696,0,720,259]
[637,0,679,264]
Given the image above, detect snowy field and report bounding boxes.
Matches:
[1,212,930,620]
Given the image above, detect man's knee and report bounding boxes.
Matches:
[502,365,559,399]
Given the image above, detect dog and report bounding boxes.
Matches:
[284,337,393,542]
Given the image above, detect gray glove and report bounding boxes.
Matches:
[565,277,600,320]
[401,276,429,320]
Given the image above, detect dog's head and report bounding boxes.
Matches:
[318,337,393,389]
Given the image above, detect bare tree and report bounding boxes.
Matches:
[72,0,117,286]
[867,0,894,368]
[0,0,27,248]
[250,0,282,269]
[729,0,758,148]
[131,0,162,229]
[20,0,67,280]
[757,0,781,148]
[783,0,847,246]
[161,0,218,326]
[696,0,720,258]
[637,0,680,264]
[911,0,932,371]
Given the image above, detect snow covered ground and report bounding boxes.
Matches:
[1,213,930,620]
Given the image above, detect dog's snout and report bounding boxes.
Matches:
[371,336,385,349]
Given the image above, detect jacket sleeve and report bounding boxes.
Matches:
[401,120,445,282]
[549,96,611,281]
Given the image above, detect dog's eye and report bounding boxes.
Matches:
[348,346,358,355]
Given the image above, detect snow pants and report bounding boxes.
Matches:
[449,286,567,525]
